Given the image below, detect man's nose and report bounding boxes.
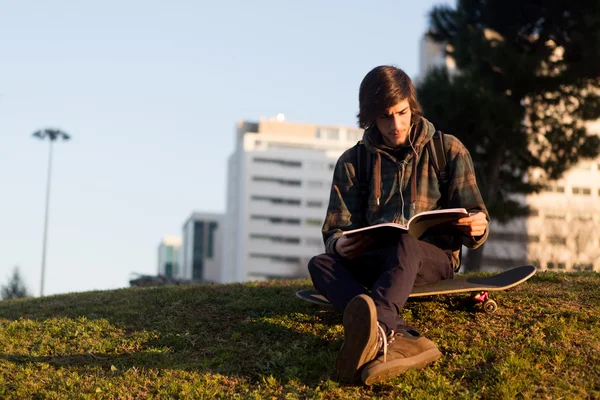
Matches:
[392,115,404,130]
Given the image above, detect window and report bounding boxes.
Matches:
[307,181,324,188]
[251,195,301,206]
[164,262,173,278]
[574,215,593,222]
[573,263,593,271]
[572,187,591,195]
[250,215,301,225]
[316,128,339,140]
[547,235,566,245]
[193,222,204,280]
[305,218,322,226]
[249,253,301,264]
[556,186,565,193]
[306,200,324,208]
[252,176,302,187]
[557,263,566,270]
[253,157,302,168]
[546,212,566,220]
[528,208,539,217]
[249,234,301,244]
[207,222,217,259]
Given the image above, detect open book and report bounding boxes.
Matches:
[342,208,470,243]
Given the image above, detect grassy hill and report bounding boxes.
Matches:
[0,272,599,399]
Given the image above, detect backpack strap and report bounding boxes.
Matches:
[428,130,449,184]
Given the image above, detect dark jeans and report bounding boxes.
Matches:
[308,233,453,333]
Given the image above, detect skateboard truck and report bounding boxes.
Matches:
[472,291,498,314]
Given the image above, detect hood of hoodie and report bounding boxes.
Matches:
[359,117,437,214]
[362,116,436,160]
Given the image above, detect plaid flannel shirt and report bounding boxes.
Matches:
[322,117,490,270]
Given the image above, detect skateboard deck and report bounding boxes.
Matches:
[296,265,536,313]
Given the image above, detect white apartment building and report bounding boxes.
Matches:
[418,35,456,80]
[419,34,600,272]
[223,117,364,282]
[157,235,182,278]
[179,212,224,282]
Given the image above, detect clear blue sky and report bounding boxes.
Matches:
[0,0,453,296]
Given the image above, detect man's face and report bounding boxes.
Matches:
[375,99,412,148]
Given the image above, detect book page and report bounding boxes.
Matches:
[407,209,468,239]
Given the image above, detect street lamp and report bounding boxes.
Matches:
[32,128,71,297]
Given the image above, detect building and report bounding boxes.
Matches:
[418,34,600,272]
[179,212,224,282]
[157,235,182,278]
[223,117,364,282]
[418,35,456,80]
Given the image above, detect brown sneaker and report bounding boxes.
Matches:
[360,331,442,385]
[334,294,381,381]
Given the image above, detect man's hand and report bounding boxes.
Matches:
[453,212,488,238]
[335,234,373,259]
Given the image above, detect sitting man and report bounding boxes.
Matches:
[308,65,489,385]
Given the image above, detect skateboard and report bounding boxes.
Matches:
[296,265,536,314]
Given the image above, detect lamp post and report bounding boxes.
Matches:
[32,129,70,297]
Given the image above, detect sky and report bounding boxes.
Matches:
[0,0,454,297]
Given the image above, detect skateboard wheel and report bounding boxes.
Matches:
[483,299,498,314]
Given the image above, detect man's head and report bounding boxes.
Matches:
[357,66,423,148]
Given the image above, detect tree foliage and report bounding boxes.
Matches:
[418,0,600,270]
[1,266,30,300]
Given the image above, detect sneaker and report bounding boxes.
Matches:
[360,330,442,385]
[334,294,381,381]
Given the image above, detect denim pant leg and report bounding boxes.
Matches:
[371,233,453,333]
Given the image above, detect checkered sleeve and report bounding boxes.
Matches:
[321,147,367,253]
[446,139,490,249]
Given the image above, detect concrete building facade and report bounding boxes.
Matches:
[157,235,182,278]
[223,117,364,282]
[179,212,224,282]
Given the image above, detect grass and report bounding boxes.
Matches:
[0,271,599,399]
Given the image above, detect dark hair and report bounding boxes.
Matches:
[357,65,423,129]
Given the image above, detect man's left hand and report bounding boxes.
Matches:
[453,212,488,238]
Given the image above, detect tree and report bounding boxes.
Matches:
[418,0,600,271]
[1,266,30,300]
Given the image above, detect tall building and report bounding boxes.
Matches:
[179,212,224,282]
[418,35,456,81]
[224,117,364,282]
[418,34,600,272]
[157,235,182,278]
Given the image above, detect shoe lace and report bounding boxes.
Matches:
[376,324,395,363]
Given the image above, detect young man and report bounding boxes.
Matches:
[308,66,489,385]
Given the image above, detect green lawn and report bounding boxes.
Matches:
[0,272,599,399]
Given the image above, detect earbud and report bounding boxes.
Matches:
[408,123,418,159]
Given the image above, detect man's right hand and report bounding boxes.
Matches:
[335,234,373,259]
